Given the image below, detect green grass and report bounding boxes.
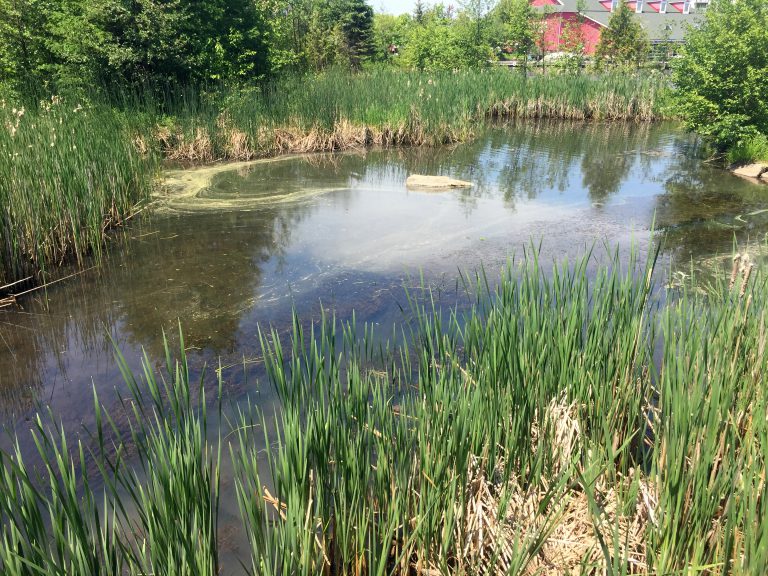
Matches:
[726,133,768,165]
[0,99,157,289]
[1,247,766,574]
[155,69,671,161]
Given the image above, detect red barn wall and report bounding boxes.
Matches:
[541,13,603,55]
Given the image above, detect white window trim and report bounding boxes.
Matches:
[683,0,690,13]
[636,0,643,12]
[660,0,667,12]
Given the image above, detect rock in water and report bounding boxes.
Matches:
[732,163,768,179]
[406,174,473,190]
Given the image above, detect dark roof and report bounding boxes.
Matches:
[538,0,705,42]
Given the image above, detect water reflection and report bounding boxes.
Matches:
[656,137,768,271]
[1,121,766,425]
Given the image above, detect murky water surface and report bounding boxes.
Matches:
[5,120,768,420]
[1,121,767,568]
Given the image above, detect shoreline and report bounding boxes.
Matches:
[729,161,768,184]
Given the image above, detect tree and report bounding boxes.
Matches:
[673,0,768,150]
[414,0,425,24]
[400,2,494,71]
[497,0,534,60]
[0,0,58,93]
[373,13,412,60]
[401,18,459,70]
[339,0,375,68]
[257,0,312,72]
[595,2,648,68]
[1,0,271,93]
[306,0,374,70]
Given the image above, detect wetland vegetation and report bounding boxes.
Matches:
[2,250,767,575]
[2,0,767,574]
[0,70,669,291]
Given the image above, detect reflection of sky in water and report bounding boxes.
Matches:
[2,121,767,431]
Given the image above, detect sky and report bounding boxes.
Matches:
[372,0,418,15]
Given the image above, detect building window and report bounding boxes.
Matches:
[636,0,643,12]
[683,0,690,13]
[611,0,619,11]
[660,0,667,12]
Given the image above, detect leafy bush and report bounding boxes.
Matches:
[673,0,768,150]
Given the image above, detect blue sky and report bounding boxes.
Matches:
[372,0,417,15]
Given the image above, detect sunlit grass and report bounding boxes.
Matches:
[157,69,671,161]
[1,247,766,574]
[0,98,157,288]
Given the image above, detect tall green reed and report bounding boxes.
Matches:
[155,68,671,162]
[6,252,762,573]
[0,97,157,288]
[0,331,221,576]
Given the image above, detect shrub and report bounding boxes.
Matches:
[673,0,768,150]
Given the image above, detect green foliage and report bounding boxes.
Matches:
[726,133,768,165]
[62,0,270,87]
[673,0,768,151]
[373,14,412,60]
[0,0,271,93]
[0,0,57,94]
[595,2,649,69]
[497,0,535,57]
[338,0,376,68]
[400,14,491,71]
[268,0,375,71]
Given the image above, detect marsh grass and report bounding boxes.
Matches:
[157,69,670,162]
[0,98,157,289]
[1,247,767,574]
[726,133,768,165]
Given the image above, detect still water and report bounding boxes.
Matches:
[3,121,768,426]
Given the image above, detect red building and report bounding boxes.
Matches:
[532,0,707,56]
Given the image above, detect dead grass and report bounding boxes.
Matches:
[441,398,654,576]
[154,118,467,162]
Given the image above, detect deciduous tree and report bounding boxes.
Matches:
[673,0,768,149]
[595,2,648,68]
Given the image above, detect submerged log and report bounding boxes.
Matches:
[406,174,473,190]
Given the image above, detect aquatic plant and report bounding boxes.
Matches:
[156,69,670,162]
[0,97,157,289]
[1,247,766,574]
[726,133,768,165]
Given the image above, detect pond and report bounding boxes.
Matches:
[4,120,768,421]
[1,121,766,567]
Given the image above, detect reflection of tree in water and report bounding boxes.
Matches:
[655,136,768,272]
[581,124,636,203]
[357,121,664,210]
[113,206,308,357]
[0,316,48,418]
[0,198,312,419]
